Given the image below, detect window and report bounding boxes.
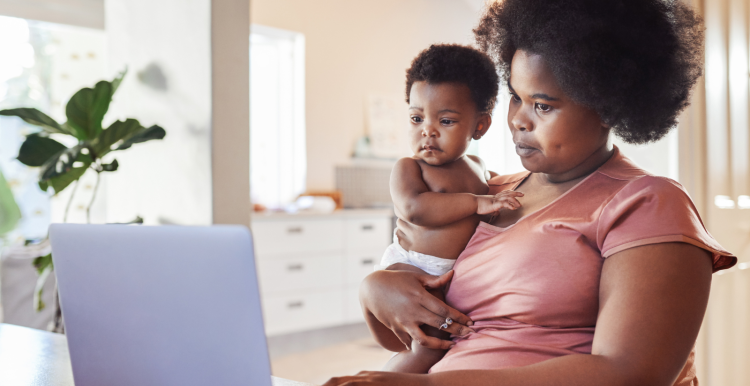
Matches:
[250,25,306,209]
[0,16,106,242]
[467,91,525,176]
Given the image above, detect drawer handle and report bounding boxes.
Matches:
[361,224,374,231]
[287,263,304,271]
[361,258,374,265]
[287,301,304,309]
[287,226,303,234]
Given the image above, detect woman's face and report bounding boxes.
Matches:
[507,50,610,178]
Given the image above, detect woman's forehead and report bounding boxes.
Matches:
[508,50,564,99]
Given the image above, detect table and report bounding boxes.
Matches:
[0,323,74,386]
[0,323,314,386]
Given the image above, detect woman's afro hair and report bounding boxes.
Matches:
[406,44,499,114]
[475,0,704,144]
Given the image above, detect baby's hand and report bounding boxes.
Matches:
[476,191,524,215]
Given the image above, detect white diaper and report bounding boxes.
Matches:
[379,230,456,276]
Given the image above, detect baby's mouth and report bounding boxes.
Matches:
[422,145,441,152]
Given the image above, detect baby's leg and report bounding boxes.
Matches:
[381,288,450,374]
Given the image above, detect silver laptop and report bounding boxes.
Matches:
[49,224,273,386]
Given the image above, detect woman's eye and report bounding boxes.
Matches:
[536,103,552,113]
[410,116,423,123]
[510,93,521,102]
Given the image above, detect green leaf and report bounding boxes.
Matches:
[32,253,53,312]
[90,119,143,158]
[101,159,118,172]
[61,122,80,137]
[111,69,127,96]
[39,145,82,181]
[0,108,68,135]
[65,81,113,140]
[17,134,67,167]
[33,253,53,275]
[47,161,90,194]
[117,125,166,150]
[110,215,144,225]
[0,168,21,236]
[38,180,49,192]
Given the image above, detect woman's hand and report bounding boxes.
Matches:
[322,371,427,386]
[359,269,474,350]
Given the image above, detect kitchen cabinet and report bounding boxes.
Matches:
[251,209,393,336]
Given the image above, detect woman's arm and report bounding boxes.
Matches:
[391,158,521,227]
[326,242,713,386]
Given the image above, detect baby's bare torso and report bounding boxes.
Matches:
[396,155,490,260]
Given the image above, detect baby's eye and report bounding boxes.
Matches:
[535,103,552,113]
[410,116,423,123]
[440,119,455,125]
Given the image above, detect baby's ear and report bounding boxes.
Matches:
[474,113,492,139]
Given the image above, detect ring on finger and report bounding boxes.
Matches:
[439,322,449,330]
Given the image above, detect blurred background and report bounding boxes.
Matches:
[0,0,746,385]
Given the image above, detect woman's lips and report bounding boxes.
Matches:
[515,143,539,157]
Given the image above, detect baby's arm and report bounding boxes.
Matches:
[391,158,522,227]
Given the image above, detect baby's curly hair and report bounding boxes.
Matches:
[406,44,499,114]
[475,0,704,144]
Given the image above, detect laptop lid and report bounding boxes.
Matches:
[49,224,272,386]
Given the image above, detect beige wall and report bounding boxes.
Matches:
[212,0,251,227]
[251,0,481,191]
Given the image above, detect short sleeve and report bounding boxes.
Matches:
[597,176,736,272]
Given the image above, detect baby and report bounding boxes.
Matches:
[377,44,522,373]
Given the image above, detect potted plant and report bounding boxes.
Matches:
[0,167,21,240]
[0,70,165,332]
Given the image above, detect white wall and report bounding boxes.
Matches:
[0,0,103,29]
[103,0,213,225]
[251,0,482,191]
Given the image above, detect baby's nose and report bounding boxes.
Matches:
[422,124,438,137]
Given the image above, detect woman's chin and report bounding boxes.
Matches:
[519,155,547,173]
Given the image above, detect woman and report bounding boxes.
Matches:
[324,0,736,385]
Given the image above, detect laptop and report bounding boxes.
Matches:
[49,224,274,386]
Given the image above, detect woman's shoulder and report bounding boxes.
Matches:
[606,174,690,203]
[594,148,690,202]
[594,156,736,271]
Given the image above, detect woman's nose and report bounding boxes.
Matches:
[510,109,533,132]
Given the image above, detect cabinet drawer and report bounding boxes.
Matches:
[257,254,344,294]
[345,218,392,251]
[252,219,344,256]
[345,250,381,286]
[344,286,365,323]
[262,290,344,336]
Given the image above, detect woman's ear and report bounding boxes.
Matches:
[473,114,493,140]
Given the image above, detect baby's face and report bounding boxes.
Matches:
[408,81,487,166]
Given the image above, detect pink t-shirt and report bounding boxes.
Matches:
[430,148,736,385]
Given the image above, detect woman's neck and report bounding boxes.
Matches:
[538,142,615,185]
